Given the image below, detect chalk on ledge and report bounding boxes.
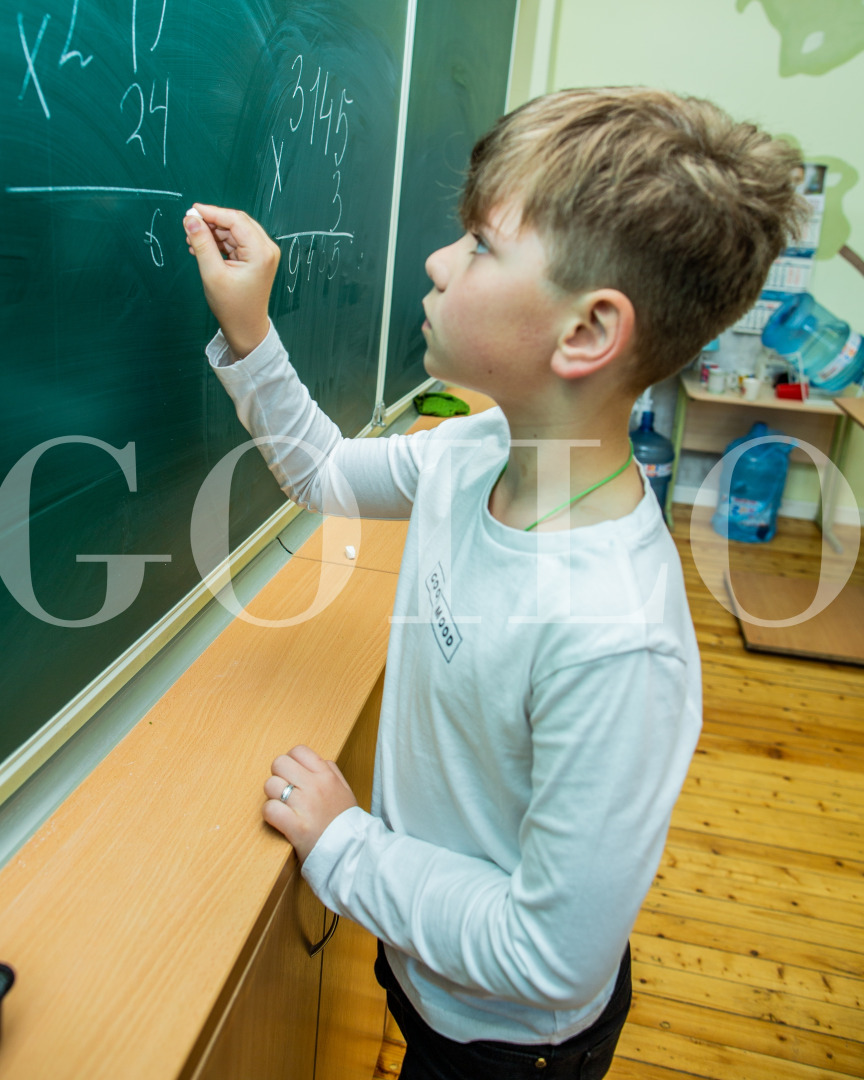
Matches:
[345,546,356,560]
[185,206,203,220]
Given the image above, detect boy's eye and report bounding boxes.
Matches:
[472,234,490,254]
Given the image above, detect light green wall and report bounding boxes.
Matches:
[511,0,864,514]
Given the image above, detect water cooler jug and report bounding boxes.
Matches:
[711,422,794,543]
[630,410,675,509]
[762,292,864,393]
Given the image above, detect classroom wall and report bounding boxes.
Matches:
[509,0,864,517]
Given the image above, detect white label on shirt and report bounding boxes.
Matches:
[425,563,463,663]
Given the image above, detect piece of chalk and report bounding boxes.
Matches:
[185,207,203,219]
[345,546,356,560]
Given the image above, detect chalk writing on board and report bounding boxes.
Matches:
[12,0,174,266]
[17,12,52,118]
[269,136,283,211]
[5,185,183,196]
[275,231,355,239]
[145,208,164,266]
[58,0,92,68]
[120,78,170,166]
[10,12,367,292]
[270,53,358,297]
[132,0,168,73]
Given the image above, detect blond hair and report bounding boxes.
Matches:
[460,88,808,390]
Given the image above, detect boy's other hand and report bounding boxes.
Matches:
[183,204,280,359]
[263,745,358,862]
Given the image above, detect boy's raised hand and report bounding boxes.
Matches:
[263,745,358,862]
[184,204,280,359]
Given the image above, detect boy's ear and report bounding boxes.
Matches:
[551,289,635,380]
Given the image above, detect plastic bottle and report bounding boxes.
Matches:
[711,422,794,543]
[630,410,675,509]
[762,292,864,393]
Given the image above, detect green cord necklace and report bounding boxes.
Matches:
[501,444,634,532]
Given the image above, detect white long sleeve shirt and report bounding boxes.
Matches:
[208,324,702,1046]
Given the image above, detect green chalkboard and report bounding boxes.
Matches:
[384,0,517,405]
[0,0,406,770]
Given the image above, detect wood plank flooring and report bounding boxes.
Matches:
[375,512,864,1079]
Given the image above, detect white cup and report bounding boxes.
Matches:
[742,376,761,401]
[707,369,726,394]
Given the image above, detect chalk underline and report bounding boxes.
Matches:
[5,185,183,197]
[4,194,357,240]
[275,230,354,241]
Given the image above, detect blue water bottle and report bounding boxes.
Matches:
[711,422,794,543]
[630,410,675,508]
[762,293,864,393]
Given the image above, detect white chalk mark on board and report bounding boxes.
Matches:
[289,54,304,133]
[17,11,52,119]
[286,236,301,293]
[331,169,342,232]
[318,70,333,156]
[329,241,341,281]
[334,88,352,167]
[121,82,146,155]
[309,66,322,147]
[281,233,351,294]
[145,208,164,267]
[59,0,93,68]
[131,0,137,73]
[149,78,169,166]
[5,185,184,197]
[150,0,168,52]
[269,137,283,211]
[275,230,354,241]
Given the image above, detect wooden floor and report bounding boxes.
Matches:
[375,511,864,1079]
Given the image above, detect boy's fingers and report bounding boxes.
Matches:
[189,203,248,230]
[289,745,328,772]
[271,752,304,779]
[264,774,297,801]
[183,212,227,277]
[191,204,267,251]
[326,759,353,792]
[262,799,297,838]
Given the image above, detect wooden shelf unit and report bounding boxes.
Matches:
[666,371,846,544]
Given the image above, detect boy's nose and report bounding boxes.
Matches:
[425,240,456,291]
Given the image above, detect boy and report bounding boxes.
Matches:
[184,88,805,1079]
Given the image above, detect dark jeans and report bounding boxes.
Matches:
[374,942,632,1080]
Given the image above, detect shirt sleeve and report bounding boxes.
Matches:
[207,322,433,519]
[302,648,699,1011]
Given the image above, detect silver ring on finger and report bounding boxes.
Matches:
[279,783,295,803]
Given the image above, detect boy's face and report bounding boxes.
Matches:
[421,203,574,402]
